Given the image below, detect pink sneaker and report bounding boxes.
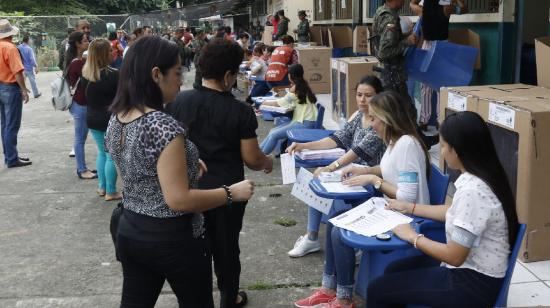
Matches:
[295,289,336,308]
[319,297,355,308]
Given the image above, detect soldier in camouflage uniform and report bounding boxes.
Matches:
[294,10,310,43]
[192,28,208,89]
[371,0,417,102]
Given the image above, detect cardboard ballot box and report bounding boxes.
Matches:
[296,46,333,94]
[330,57,362,121]
[335,57,380,121]
[353,25,370,54]
[440,84,550,262]
[535,36,550,88]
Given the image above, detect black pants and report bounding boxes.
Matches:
[204,202,247,308]
[116,212,214,308]
[367,255,503,308]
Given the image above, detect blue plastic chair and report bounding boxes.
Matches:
[349,163,450,299]
[494,224,527,308]
[429,163,450,205]
[286,104,336,144]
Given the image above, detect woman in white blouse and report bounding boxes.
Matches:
[367,111,519,308]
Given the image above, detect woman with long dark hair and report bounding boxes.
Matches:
[105,36,255,307]
[367,111,519,308]
[65,31,93,179]
[260,63,318,154]
[285,75,386,258]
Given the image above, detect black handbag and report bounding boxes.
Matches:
[110,202,123,260]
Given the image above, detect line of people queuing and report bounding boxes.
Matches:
[2,3,520,306]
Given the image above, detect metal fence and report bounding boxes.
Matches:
[1,15,128,70]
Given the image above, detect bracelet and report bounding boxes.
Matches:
[411,203,417,215]
[413,233,424,249]
[221,185,233,206]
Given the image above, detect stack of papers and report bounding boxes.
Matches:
[295,148,345,161]
[259,105,291,114]
[329,198,413,237]
[321,182,367,193]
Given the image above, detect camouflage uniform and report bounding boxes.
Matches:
[372,4,412,102]
[192,37,207,88]
[296,19,310,43]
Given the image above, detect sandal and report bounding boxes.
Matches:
[105,192,122,202]
[97,189,106,197]
[235,291,248,307]
[77,170,98,180]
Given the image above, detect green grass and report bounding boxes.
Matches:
[273,217,297,227]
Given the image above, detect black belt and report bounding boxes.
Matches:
[0,81,18,87]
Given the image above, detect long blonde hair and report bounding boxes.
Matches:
[82,38,112,82]
[369,91,430,178]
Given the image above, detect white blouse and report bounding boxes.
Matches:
[444,172,510,278]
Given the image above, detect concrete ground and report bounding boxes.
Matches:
[0,70,334,308]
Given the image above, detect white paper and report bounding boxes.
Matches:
[259,104,291,114]
[341,0,346,9]
[329,197,413,237]
[321,182,367,193]
[291,168,333,214]
[447,92,468,112]
[318,0,323,13]
[488,102,515,129]
[280,153,296,184]
[295,148,345,160]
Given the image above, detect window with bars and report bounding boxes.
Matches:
[251,0,267,16]
[368,0,500,17]
[314,0,333,20]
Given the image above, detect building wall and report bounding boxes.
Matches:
[268,0,314,38]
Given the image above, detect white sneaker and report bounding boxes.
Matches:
[288,235,321,258]
[69,149,75,158]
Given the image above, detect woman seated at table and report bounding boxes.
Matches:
[285,75,386,258]
[294,91,430,308]
[367,111,519,308]
[246,44,270,105]
[260,63,318,154]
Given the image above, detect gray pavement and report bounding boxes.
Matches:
[0,70,348,307]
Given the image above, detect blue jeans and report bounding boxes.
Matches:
[0,84,23,166]
[322,210,356,301]
[307,206,323,233]
[367,255,503,308]
[260,120,315,154]
[24,70,39,97]
[69,102,89,173]
[90,129,118,194]
[250,80,271,98]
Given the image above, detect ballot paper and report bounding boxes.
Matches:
[280,153,296,184]
[329,197,413,237]
[259,105,291,114]
[291,168,333,214]
[295,148,345,160]
[321,182,367,193]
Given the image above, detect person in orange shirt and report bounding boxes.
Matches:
[0,19,31,168]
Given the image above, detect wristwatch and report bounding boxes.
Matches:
[374,178,383,190]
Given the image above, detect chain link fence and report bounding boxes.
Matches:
[2,15,128,70]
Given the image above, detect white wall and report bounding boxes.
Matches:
[267,0,314,38]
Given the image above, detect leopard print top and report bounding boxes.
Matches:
[105,111,201,222]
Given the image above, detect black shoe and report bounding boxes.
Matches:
[18,156,30,161]
[8,160,32,168]
[34,93,42,98]
[77,170,98,180]
[235,291,248,307]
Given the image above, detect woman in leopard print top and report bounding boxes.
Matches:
[105,36,254,308]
